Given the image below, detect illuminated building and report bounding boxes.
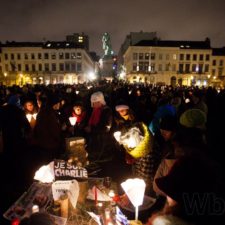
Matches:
[0,41,94,85]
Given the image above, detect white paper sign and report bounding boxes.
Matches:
[52,180,79,208]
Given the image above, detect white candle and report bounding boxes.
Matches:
[108,190,115,198]
[32,205,39,213]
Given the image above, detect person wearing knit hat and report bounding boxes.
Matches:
[114,99,137,132]
[179,108,206,129]
[85,91,114,164]
[90,91,106,107]
[160,115,177,142]
[115,103,129,112]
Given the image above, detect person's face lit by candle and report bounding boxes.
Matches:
[53,102,60,111]
[73,106,82,115]
[160,129,173,142]
[117,109,128,117]
[24,101,34,113]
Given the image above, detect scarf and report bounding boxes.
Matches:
[72,111,86,123]
[88,107,103,126]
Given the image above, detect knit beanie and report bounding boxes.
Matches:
[90,91,106,107]
[179,109,206,128]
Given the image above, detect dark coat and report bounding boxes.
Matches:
[86,105,114,162]
[32,106,63,160]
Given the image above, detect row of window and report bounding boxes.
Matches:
[179,54,210,61]
[132,62,176,72]
[132,53,214,62]
[132,63,211,73]
[133,53,175,61]
[212,59,224,66]
[3,62,82,73]
[178,64,209,73]
[2,52,82,61]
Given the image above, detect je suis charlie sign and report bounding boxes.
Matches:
[54,160,88,181]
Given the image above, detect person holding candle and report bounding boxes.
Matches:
[23,98,38,130]
[31,93,64,166]
[67,101,88,137]
[112,99,138,183]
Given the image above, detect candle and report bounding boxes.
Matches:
[94,186,98,205]
[108,190,115,198]
[11,218,20,225]
[69,117,77,126]
[26,114,32,122]
[97,202,103,207]
[32,205,39,213]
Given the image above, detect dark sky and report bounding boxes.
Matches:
[0,0,225,55]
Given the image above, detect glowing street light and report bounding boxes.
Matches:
[88,72,96,80]
[119,71,126,79]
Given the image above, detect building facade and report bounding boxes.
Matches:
[122,39,225,87]
[118,31,157,69]
[66,32,89,50]
[0,41,95,86]
[211,48,225,86]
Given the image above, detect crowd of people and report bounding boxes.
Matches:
[0,80,225,225]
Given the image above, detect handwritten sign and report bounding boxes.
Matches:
[52,180,79,208]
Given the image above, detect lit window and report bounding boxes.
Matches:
[78,36,83,43]
[71,53,76,59]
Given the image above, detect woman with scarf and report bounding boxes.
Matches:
[85,91,114,164]
[68,101,88,137]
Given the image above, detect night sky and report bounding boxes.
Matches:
[0,0,225,55]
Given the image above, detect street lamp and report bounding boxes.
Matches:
[88,71,96,80]
[19,73,23,86]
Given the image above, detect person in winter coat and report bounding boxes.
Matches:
[67,101,88,137]
[85,91,114,163]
